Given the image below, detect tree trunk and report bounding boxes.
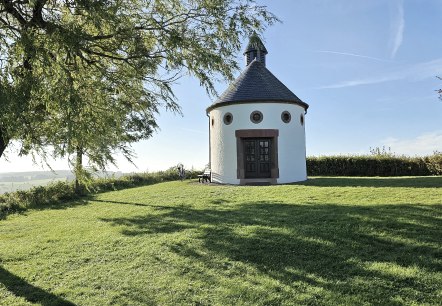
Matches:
[74,146,83,194]
[0,127,9,159]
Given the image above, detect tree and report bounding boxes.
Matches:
[0,0,277,179]
[438,77,442,101]
[48,61,163,191]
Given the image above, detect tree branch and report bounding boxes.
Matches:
[0,0,27,26]
[0,125,9,158]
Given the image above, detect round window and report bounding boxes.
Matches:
[281,111,291,123]
[223,112,233,125]
[300,114,304,126]
[250,111,263,124]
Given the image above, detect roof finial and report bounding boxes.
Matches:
[244,32,268,67]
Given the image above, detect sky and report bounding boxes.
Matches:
[1,0,442,173]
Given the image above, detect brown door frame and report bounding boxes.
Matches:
[236,129,279,180]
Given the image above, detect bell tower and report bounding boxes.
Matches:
[244,32,268,67]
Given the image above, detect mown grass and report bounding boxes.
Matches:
[0,176,441,305]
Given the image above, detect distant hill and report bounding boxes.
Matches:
[0,170,124,193]
[0,170,124,182]
[0,170,75,182]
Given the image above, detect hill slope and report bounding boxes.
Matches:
[0,177,441,305]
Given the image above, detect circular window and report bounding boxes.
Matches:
[223,112,233,125]
[300,114,304,126]
[250,111,263,124]
[281,111,291,123]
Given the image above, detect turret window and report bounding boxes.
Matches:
[300,114,304,126]
[250,111,263,124]
[223,112,233,125]
[281,111,291,123]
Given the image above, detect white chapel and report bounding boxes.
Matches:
[206,34,309,185]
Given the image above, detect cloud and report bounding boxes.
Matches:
[315,50,391,63]
[318,74,400,89]
[390,0,405,59]
[318,57,442,89]
[179,127,208,135]
[381,131,442,156]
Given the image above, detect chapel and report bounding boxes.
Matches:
[206,33,309,184]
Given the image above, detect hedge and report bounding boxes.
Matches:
[0,167,201,219]
[307,153,442,176]
[2,154,441,219]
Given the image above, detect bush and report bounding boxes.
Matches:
[0,167,203,219]
[0,181,79,218]
[307,152,442,176]
[424,151,442,175]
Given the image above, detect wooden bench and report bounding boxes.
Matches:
[198,169,211,183]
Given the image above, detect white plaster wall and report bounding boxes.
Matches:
[208,102,307,184]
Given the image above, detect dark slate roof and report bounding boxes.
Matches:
[244,33,268,54]
[207,60,308,112]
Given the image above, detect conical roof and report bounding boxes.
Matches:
[244,32,268,55]
[207,60,308,112]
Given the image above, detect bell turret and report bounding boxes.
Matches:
[243,32,268,67]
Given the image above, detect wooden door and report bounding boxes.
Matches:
[244,138,272,178]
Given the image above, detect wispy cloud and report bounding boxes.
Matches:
[390,0,405,58]
[319,75,399,89]
[315,50,391,63]
[180,127,208,135]
[381,131,442,156]
[318,57,442,89]
[375,94,437,105]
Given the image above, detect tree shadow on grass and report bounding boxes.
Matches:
[1,199,91,221]
[91,199,177,210]
[35,199,90,211]
[101,213,193,236]
[298,176,442,188]
[0,266,76,306]
[101,201,442,304]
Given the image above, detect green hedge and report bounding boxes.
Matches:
[2,154,441,219]
[307,153,442,176]
[0,168,201,219]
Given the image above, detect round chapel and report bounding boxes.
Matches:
[207,34,309,184]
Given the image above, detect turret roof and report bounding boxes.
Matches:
[207,60,308,112]
[244,32,268,54]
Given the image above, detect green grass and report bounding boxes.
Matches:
[0,176,441,305]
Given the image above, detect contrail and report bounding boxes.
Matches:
[315,50,391,63]
[390,0,405,59]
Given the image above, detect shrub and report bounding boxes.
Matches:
[0,181,79,218]
[0,167,203,219]
[307,153,442,176]
[424,151,442,175]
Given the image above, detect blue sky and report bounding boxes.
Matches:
[1,0,442,173]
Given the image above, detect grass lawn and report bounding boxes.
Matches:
[0,176,441,305]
